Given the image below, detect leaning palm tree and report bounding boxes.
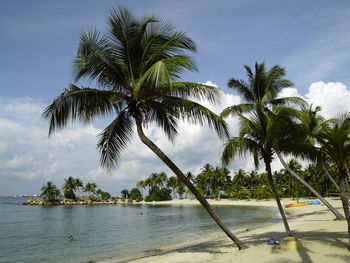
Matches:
[222,105,295,236]
[221,62,304,236]
[275,105,345,220]
[42,7,246,249]
[317,113,350,249]
[40,182,60,202]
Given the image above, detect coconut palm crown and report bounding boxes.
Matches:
[43,7,227,170]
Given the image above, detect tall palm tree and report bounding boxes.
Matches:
[317,113,350,249]
[40,182,60,202]
[42,7,246,249]
[221,62,304,236]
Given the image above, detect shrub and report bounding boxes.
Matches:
[64,190,76,200]
[101,191,111,200]
[129,188,143,201]
[145,188,172,202]
[121,189,129,198]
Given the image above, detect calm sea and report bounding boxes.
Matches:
[0,197,276,263]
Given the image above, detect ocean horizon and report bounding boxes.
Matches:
[0,197,276,263]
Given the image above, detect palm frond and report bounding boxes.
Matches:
[227,78,254,102]
[221,137,259,167]
[42,84,120,136]
[221,104,254,118]
[97,110,134,170]
[145,100,178,142]
[161,96,230,139]
[73,29,127,89]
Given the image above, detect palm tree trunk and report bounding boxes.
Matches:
[344,170,350,194]
[136,118,248,249]
[339,175,350,251]
[276,152,345,220]
[322,164,340,192]
[264,159,292,236]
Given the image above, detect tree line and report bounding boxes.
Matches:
[127,160,348,201]
[40,176,111,202]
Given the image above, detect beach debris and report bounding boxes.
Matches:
[278,237,304,250]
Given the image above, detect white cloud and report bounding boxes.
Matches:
[0,88,244,194]
[305,81,350,118]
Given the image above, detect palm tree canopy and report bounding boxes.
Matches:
[222,105,299,167]
[42,6,229,171]
[317,113,350,174]
[222,62,304,118]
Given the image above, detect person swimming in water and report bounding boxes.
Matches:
[68,235,73,241]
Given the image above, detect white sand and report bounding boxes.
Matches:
[128,198,350,263]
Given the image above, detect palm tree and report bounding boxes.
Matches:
[280,160,303,200]
[167,176,178,199]
[40,182,60,202]
[121,189,129,199]
[221,62,303,236]
[222,105,295,236]
[62,176,77,199]
[275,104,345,220]
[42,7,246,249]
[156,172,168,188]
[233,169,248,188]
[83,182,98,197]
[136,180,146,197]
[74,178,84,196]
[317,113,350,249]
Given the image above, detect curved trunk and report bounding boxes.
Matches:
[264,159,292,236]
[322,164,340,192]
[136,119,248,250]
[345,170,350,194]
[339,175,350,251]
[276,152,345,220]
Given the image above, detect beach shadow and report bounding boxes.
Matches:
[175,239,231,254]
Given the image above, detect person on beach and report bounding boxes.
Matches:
[68,235,73,242]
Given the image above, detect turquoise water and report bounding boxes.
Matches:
[0,197,275,263]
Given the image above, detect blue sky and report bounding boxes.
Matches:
[1,0,350,195]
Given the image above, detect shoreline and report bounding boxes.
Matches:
[104,197,349,263]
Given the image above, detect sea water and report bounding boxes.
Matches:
[0,197,275,263]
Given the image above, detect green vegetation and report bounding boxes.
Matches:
[40,182,60,202]
[121,189,129,199]
[40,177,112,202]
[129,188,142,201]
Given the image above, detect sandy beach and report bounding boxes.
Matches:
[127,198,350,263]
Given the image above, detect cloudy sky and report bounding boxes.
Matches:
[1,0,350,195]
